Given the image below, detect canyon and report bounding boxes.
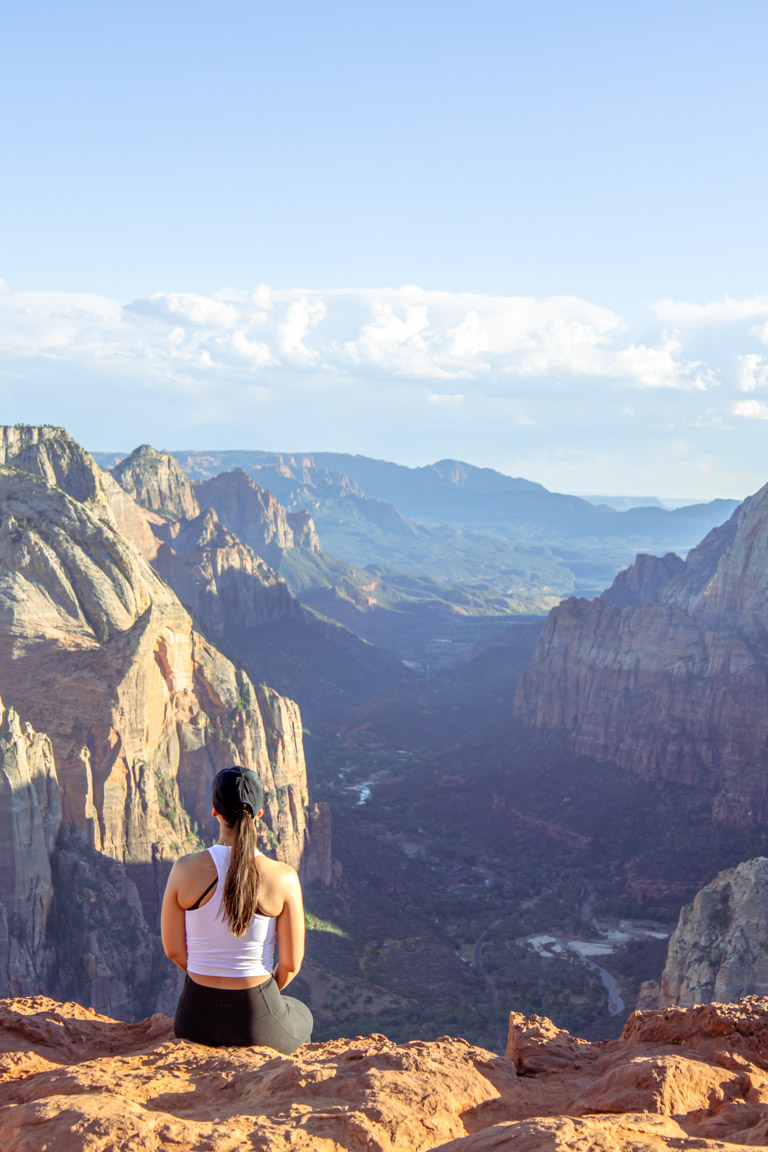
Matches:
[5,425,768,1056]
[108,443,407,722]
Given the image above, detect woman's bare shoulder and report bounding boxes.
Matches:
[258,853,299,884]
[172,848,214,876]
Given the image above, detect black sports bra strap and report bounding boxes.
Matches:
[187,877,217,911]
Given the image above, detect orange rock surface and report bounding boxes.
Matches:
[2,996,768,1150]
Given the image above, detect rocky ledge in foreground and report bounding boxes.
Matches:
[2,1000,768,1150]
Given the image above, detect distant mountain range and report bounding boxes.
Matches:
[160,451,736,544]
[580,495,702,511]
[94,450,739,602]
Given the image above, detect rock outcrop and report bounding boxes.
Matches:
[112,443,201,521]
[2,995,768,1149]
[153,509,300,639]
[302,801,334,887]
[0,424,159,560]
[514,482,768,826]
[643,857,768,1010]
[600,551,686,607]
[0,697,60,998]
[196,468,314,564]
[287,507,322,553]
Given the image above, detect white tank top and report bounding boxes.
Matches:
[185,844,277,978]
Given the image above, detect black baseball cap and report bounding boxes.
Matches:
[212,766,263,820]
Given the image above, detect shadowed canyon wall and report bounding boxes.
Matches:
[514,484,768,827]
[0,696,60,997]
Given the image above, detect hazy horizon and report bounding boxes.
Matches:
[88,440,737,506]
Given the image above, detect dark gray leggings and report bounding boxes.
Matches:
[174,974,313,1054]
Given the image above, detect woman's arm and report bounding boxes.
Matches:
[161,860,188,973]
[274,867,305,990]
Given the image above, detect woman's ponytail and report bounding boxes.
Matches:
[210,766,264,937]
[223,809,260,937]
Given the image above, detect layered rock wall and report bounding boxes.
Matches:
[196,469,297,559]
[514,484,768,825]
[0,444,313,872]
[153,510,299,640]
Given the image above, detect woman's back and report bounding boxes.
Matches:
[185,845,277,978]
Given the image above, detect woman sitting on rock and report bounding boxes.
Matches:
[161,765,313,1053]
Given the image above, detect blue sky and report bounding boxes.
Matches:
[2,1,768,498]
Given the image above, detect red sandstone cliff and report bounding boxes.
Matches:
[514,484,768,826]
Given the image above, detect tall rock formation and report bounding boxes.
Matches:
[0,696,60,997]
[112,444,201,521]
[514,483,768,826]
[0,424,159,560]
[0,431,315,873]
[152,509,300,641]
[644,858,768,1010]
[196,468,321,564]
[287,508,321,554]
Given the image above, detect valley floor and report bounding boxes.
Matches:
[295,720,768,1052]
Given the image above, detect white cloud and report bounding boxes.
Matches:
[276,298,327,363]
[737,353,768,392]
[345,301,446,377]
[610,334,714,391]
[0,282,763,409]
[652,295,768,325]
[734,399,768,420]
[428,392,464,404]
[445,310,487,359]
[128,292,240,329]
[228,330,274,367]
